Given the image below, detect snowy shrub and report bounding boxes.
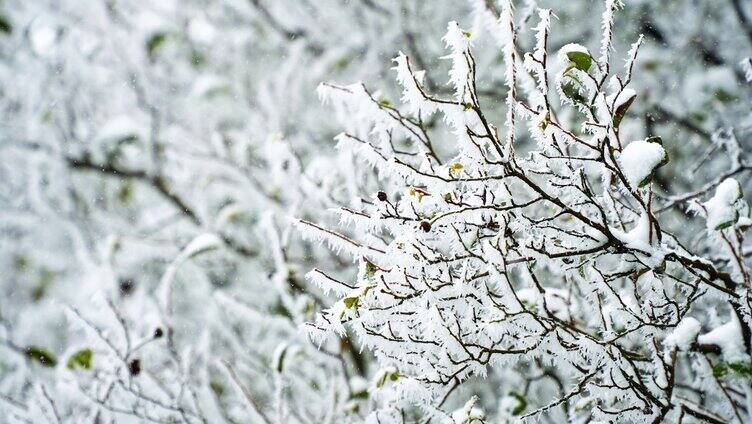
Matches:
[302,1,752,422]
[0,1,458,422]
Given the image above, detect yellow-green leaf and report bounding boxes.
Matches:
[67,348,93,370]
[343,296,359,309]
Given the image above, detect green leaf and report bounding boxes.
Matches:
[566,51,592,71]
[13,254,28,272]
[271,299,293,319]
[42,108,54,122]
[25,346,57,367]
[509,391,527,415]
[67,348,93,370]
[115,134,139,145]
[717,364,733,378]
[344,400,360,413]
[276,347,288,373]
[333,56,349,71]
[118,182,134,204]
[577,265,586,279]
[712,363,727,378]
[190,50,206,68]
[351,388,369,399]
[300,298,315,315]
[31,268,54,301]
[642,60,660,71]
[714,89,736,103]
[362,284,375,296]
[520,299,537,313]
[375,372,388,388]
[0,15,11,34]
[363,258,378,277]
[209,379,225,397]
[728,362,752,376]
[561,76,587,104]
[653,258,666,274]
[638,174,654,188]
[537,110,550,130]
[375,369,398,388]
[714,217,738,231]
[612,91,636,128]
[146,32,168,59]
[612,323,627,336]
[365,261,377,275]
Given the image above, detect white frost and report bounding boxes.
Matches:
[742,58,752,83]
[31,25,57,55]
[350,376,369,395]
[452,397,485,423]
[188,18,217,44]
[559,43,589,56]
[616,211,653,252]
[191,74,229,98]
[664,317,701,351]
[697,314,748,361]
[499,393,525,418]
[97,116,143,143]
[703,178,743,231]
[178,233,222,261]
[608,88,636,111]
[619,139,667,189]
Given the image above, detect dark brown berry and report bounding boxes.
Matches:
[118,278,135,296]
[128,359,141,376]
[153,328,164,339]
[377,191,387,201]
[420,221,431,232]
